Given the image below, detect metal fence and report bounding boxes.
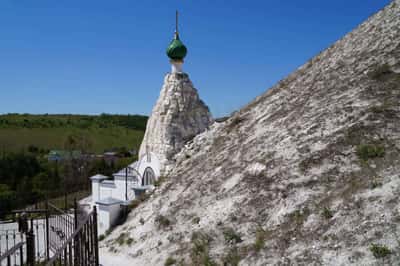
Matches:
[0,201,98,266]
[0,219,39,266]
[46,206,99,266]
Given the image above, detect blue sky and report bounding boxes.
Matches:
[0,0,390,117]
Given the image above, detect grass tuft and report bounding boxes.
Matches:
[164,257,177,266]
[356,144,385,161]
[223,227,243,244]
[370,244,391,258]
[254,228,267,252]
[190,232,216,266]
[223,247,241,266]
[322,207,333,219]
[368,64,393,81]
[155,215,171,229]
[192,216,201,224]
[116,232,127,246]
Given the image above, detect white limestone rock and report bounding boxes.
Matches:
[100,1,400,265]
[139,72,212,175]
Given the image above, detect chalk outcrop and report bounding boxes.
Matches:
[101,1,400,265]
[139,72,212,175]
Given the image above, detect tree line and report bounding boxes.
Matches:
[0,113,148,131]
[0,133,138,217]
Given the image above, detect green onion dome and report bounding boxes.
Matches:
[166,34,187,61]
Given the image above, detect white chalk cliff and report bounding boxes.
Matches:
[139,72,212,175]
[101,1,400,265]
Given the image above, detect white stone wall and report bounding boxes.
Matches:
[97,204,121,236]
[99,184,115,199]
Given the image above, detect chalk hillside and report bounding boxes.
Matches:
[101,1,400,265]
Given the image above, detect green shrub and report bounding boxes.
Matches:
[290,208,310,226]
[155,215,171,228]
[223,247,241,266]
[116,232,128,246]
[368,64,393,81]
[126,237,134,246]
[227,116,246,132]
[191,232,212,253]
[190,232,216,266]
[114,233,134,246]
[254,228,266,252]
[322,207,333,219]
[223,227,243,244]
[164,257,177,266]
[371,180,383,189]
[370,244,391,258]
[192,216,200,224]
[356,144,385,161]
[98,234,106,241]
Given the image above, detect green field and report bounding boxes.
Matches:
[0,127,144,153]
[0,114,147,154]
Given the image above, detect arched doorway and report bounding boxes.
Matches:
[142,167,155,186]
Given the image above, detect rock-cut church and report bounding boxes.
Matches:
[89,12,212,235]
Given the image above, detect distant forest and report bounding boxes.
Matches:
[0,113,148,215]
[0,113,148,131]
[0,150,135,216]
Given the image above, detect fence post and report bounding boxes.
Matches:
[26,228,35,266]
[74,199,78,229]
[45,199,50,260]
[93,205,99,266]
[73,199,79,265]
[19,244,23,265]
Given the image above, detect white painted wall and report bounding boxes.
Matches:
[92,181,100,202]
[90,175,108,202]
[90,156,161,236]
[171,61,183,73]
[97,203,122,236]
[99,185,114,199]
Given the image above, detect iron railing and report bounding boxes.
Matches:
[0,241,24,266]
[0,222,36,266]
[0,201,99,266]
[46,206,98,266]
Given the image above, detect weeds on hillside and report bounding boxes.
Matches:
[370,244,391,258]
[254,228,267,252]
[192,216,201,224]
[223,227,243,244]
[190,232,216,266]
[115,232,134,246]
[164,257,177,266]
[223,247,241,266]
[155,215,171,229]
[368,64,393,81]
[322,207,333,219]
[356,144,385,161]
